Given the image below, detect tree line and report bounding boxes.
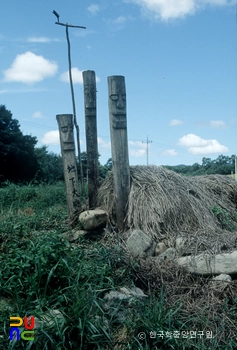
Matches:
[0,105,112,184]
[0,104,235,184]
[164,155,235,176]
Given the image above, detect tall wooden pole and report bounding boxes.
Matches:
[53,13,86,203]
[108,76,130,232]
[56,114,80,225]
[82,70,99,208]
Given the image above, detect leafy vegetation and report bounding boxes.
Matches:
[0,105,112,185]
[0,183,236,349]
[164,155,235,176]
[211,205,236,232]
[0,105,38,183]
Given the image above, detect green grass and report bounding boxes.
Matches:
[0,183,236,349]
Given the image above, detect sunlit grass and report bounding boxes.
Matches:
[0,182,236,349]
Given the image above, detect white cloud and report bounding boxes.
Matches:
[60,67,83,84]
[209,120,226,128]
[87,4,100,15]
[60,67,100,84]
[32,111,45,119]
[129,140,147,157]
[107,15,135,29]
[0,87,49,94]
[178,133,229,155]
[169,119,183,126]
[27,37,60,43]
[98,137,111,149]
[125,0,234,21]
[3,51,58,84]
[130,149,146,157]
[162,149,178,156]
[41,130,60,145]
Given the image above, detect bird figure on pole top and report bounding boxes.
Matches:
[53,10,60,22]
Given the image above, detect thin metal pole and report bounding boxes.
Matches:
[142,136,152,166]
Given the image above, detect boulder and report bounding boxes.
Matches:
[127,229,156,258]
[79,209,108,230]
[103,286,147,323]
[34,309,64,330]
[176,250,237,275]
[155,242,168,256]
[157,247,176,261]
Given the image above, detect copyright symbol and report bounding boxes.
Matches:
[138,332,146,340]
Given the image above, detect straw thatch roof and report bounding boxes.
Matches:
[97,165,237,253]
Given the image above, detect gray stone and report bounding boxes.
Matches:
[33,310,64,348]
[103,287,147,305]
[103,286,147,323]
[63,229,101,241]
[175,237,186,256]
[176,250,237,275]
[94,316,110,332]
[209,274,232,291]
[155,242,168,256]
[127,229,156,258]
[157,248,176,261]
[34,309,64,330]
[213,273,232,282]
[79,209,108,230]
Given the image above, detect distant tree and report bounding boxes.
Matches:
[164,154,235,176]
[99,157,112,181]
[75,152,112,182]
[0,105,38,183]
[34,146,63,183]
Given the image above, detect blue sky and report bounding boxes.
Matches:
[0,0,236,166]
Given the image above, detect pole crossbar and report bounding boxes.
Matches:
[55,22,86,29]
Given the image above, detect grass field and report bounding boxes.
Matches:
[0,182,236,349]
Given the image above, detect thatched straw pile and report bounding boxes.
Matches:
[97,165,237,244]
[98,166,237,347]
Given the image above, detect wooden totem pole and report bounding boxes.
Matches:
[82,70,99,208]
[108,76,130,231]
[56,114,80,224]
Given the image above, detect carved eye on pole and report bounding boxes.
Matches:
[110,94,119,101]
[61,126,68,133]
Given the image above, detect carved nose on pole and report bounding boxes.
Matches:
[117,93,124,109]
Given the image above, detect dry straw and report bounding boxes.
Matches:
[97,165,237,252]
[98,166,237,347]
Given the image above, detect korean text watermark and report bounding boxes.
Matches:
[137,330,213,340]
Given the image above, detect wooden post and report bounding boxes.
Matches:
[56,114,81,224]
[82,70,99,208]
[108,76,130,232]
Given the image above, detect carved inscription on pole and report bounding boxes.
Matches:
[56,114,80,223]
[83,70,99,208]
[108,76,130,231]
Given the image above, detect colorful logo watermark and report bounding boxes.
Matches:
[9,316,35,341]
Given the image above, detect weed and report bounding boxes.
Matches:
[211,205,236,231]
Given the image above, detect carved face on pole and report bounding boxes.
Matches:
[108,76,127,129]
[84,84,96,111]
[60,121,74,151]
